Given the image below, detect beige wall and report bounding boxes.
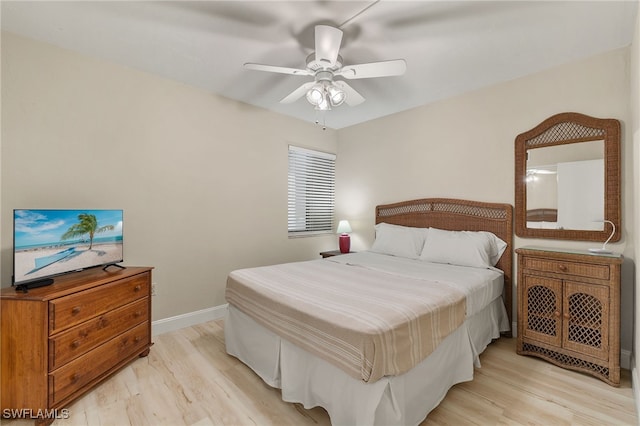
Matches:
[0,33,338,320]
[336,48,634,352]
[337,47,632,252]
[1,32,636,361]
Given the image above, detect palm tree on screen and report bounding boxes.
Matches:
[61,213,114,250]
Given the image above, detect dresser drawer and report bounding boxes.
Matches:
[48,321,149,406]
[49,298,149,370]
[522,257,610,280]
[49,273,149,334]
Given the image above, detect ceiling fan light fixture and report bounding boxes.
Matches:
[306,84,325,106]
[315,95,331,111]
[327,85,346,106]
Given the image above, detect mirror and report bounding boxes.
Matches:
[526,141,604,230]
[515,112,621,242]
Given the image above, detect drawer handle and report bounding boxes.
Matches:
[133,311,142,318]
[71,306,81,315]
[98,317,108,328]
[558,265,568,272]
[134,336,141,343]
[134,285,141,292]
[70,373,81,384]
[70,340,81,349]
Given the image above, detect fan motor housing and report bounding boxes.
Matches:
[306,53,343,74]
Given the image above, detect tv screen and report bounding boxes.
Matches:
[13,209,124,285]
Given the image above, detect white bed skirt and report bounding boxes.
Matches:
[225,299,509,426]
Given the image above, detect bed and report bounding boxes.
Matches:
[526,208,558,229]
[224,198,513,425]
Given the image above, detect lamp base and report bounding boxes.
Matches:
[589,247,613,254]
[339,234,350,254]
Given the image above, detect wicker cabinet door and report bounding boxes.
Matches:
[522,275,563,347]
[563,281,609,360]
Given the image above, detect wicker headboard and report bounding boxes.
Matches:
[375,198,513,335]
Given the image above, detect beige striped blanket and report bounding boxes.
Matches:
[225,258,466,383]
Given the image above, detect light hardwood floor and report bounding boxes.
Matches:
[4,319,637,425]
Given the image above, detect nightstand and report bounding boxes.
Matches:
[516,246,623,386]
[320,250,351,258]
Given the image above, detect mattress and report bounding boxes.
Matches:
[226,252,503,383]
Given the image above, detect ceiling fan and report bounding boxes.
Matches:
[243,25,407,111]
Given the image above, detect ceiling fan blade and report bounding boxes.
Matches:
[332,81,365,106]
[244,63,311,76]
[280,82,316,104]
[338,59,407,79]
[315,25,343,67]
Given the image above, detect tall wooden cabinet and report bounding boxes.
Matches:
[1,266,153,423]
[516,247,622,386]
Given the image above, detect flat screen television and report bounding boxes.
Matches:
[13,209,124,286]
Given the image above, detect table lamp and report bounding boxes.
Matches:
[337,220,352,253]
[589,220,615,254]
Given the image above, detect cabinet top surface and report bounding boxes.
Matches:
[516,246,623,261]
[1,266,153,301]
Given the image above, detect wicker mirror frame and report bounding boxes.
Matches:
[515,112,621,242]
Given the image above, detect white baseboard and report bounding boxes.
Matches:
[153,310,633,370]
[622,349,632,371]
[632,358,639,422]
[152,304,228,336]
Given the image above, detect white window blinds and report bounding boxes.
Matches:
[288,145,336,236]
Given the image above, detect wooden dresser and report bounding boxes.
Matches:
[516,247,622,386]
[1,266,153,423]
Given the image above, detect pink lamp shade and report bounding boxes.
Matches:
[337,220,352,253]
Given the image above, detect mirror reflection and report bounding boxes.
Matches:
[526,140,604,231]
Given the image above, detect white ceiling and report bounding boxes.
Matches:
[1,1,637,129]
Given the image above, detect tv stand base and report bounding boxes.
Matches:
[103,263,126,271]
[14,278,54,293]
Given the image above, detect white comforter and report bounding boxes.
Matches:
[328,251,504,317]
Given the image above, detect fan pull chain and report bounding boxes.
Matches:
[315,111,327,130]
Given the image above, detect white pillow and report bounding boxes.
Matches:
[370,222,428,259]
[419,228,507,268]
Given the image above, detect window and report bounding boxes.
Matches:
[288,145,336,236]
